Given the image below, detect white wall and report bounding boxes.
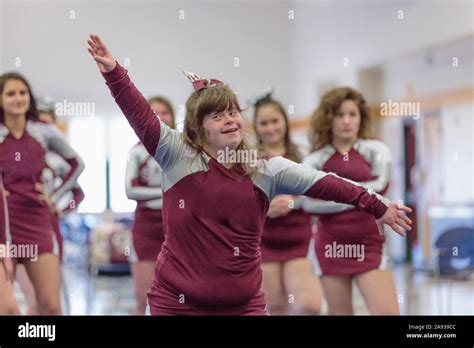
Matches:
[440,102,474,204]
[378,34,474,260]
[1,0,292,212]
[1,0,473,217]
[1,0,291,120]
[288,0,474,117]
[2,0,472,120]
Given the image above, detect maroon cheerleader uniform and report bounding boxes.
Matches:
[126,142,164,261]
[42,152,85,260]
[303,140,391,275]
[261,155,312,263]
[0,121,84,260]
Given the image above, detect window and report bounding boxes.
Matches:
[68,116,107,213]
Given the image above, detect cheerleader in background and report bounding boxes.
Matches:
[37,106,85,260]
[302,87,399,315]
[253,93,322,315]
[126,96,174,315]
[0,73,84,315]
[15,106,85,314]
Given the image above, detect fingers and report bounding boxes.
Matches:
[398,212,412,225]
[35,182,44,192]
[87,48,110,65]
[398,204,412,213]
[389,223,406,237]
[87,38,105,57]
[268,203,290,218]
[87,47,96,58]
[396,218,411,231]
[92,34,107,49]
[89,34,108,54]
[89,34,100,48]
[267,210,278,219]
[87,39,99,53]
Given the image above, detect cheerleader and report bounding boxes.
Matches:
[87,34,411,315]
[37,107,85,261]
[0,73,84,315]
[15,106,84,315]
[126,96,174,315]
[253,94,322,315]
[302,87,400,315]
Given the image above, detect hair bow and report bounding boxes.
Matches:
[182,70,224,92]
[250,87,274,107]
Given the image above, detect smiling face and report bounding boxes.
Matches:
[202,105,244,153]
[254,103,286,147]
[331,99,361,143]
[0,79,30,118]
[184,84,246,159]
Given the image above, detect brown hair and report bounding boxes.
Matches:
[309,87,373,151]
[0,72,38,123]
[183,84,255,176]
[147,95,175,129]
[253,96,302,163]
[38,108,57,123]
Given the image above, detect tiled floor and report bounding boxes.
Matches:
[13,251,474,315]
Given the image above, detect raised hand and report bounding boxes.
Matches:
[87,34,117,73]
[376,202,412,236]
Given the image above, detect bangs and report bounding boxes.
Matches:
[196,85,241,119]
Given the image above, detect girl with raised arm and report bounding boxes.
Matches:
[87,34,411,315]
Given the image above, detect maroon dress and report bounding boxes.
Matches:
[0,121,84,260]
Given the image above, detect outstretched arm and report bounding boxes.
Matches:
[87,34,185,171]
[264,156,411,236]
[299,142,392,214]
[296,197,354,214]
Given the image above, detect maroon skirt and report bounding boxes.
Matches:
[314,210,386,276]
[132,206,165,261]
[0,192,55,261]
[260,209,312,263]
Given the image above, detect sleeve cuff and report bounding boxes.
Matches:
[101,61,125,83]
[373,200,389,219]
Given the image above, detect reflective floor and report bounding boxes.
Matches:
[12,244,474,315]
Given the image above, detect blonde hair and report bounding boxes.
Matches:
[309,87,373,151]
[183,85,256,176]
